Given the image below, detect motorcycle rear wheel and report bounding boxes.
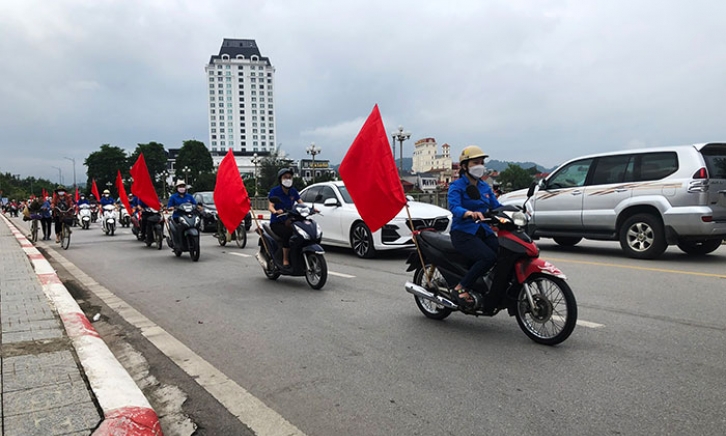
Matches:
[515,274,577,345]
[304,252,327,290]
[413,266,452,320]
[260,250,280,280]
[234,226,247,248]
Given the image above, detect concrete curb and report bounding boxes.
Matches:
[1,215,163,436]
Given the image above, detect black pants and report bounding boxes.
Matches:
[270,221,294,248]
[41,217,52,239]
[450,229,499,288]
[54,217,73,236]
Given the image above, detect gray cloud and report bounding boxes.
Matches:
[1,0,725,183]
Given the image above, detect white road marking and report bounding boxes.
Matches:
[553,315,605,329]
[328,271,356,279]
[228,252,252,258]
[48,247,307,436]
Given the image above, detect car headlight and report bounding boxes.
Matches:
[512,211,528,227]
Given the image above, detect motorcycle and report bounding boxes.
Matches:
[90,204,99,223]
[256,201,327,290]
[120,207,131,228]
[130,210,144,241]
[216,212,247,248]
[142,208,165,250]
[404,183,577,345]
[101,204,117,236]
[78,204,92,229]
[166,203,201,261]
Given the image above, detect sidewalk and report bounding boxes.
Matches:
[0,215,162,435]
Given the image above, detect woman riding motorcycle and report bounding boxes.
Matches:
[447,145,502,307]
[267,168,305,272]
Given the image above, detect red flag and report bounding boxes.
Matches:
[338,105,407,232]
[42,188,48,199]
[91,179,101,201]
[116,170,133,216]
[74,186,79,203]
[214,149,250,233]
[130,153,161,210]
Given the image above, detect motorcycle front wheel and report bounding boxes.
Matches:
[155,227,163,250]
[515,274,577,345]
[412,266,452,320]
[304,252,327,290]
[188,235,200,262]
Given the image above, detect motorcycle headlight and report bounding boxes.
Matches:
[315,222,322,239]
[295,225,311,240]
[512,211,528,227]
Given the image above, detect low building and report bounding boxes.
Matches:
[299,159,336,183]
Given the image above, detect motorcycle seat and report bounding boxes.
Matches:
[418,231,459,255]
[262,223,283,242]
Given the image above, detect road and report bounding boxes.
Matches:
[17,218,726,435]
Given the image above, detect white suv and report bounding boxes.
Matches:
[499,143,726,259]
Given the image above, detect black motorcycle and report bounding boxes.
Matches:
[167,203,201,261]
[142,208,165,250]
[256,202,327,290]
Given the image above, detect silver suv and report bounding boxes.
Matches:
[500,143,726,259]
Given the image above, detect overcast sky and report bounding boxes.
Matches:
[1,0,725,184]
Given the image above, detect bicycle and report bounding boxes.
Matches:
[29,216,40,243]
[54,207,74,250]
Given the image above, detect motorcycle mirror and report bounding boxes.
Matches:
[465,185,481,200]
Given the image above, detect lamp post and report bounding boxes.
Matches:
[391,125,411,173]
[160,171,168,200]
[183,166,190,184]
[64,157,76,190]
[51,166,63,185]
[251,153,261,197]
[306,142,321,184]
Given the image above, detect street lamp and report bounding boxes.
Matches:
[251,153,261,197]
[64,157,76,190]
[51,166,63,185]
[183,166,190,184]
[306,142,321,184]
[391,125,411,173]
[161,171,169,199]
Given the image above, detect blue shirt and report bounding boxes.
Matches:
[268,185,300,224]
[40,200,52,218]
[100,196,115,206]
[77,198,89,206]
[167,193,197,217]
[448,177,501,236]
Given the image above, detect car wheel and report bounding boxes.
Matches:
[553,237,582,247]
[676,239,723,256]
[619,213,667,259]
[350,222,375,258]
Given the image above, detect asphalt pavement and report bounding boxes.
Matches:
[0,214,161,436]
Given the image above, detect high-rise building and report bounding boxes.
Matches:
[205,39,276,158]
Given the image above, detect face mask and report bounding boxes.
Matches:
[58,192,66,196]
[281,179,293,188]
[178,187,187,194]
[467,164,486,179]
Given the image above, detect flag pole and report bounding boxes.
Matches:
[251,208,273,258]
[405,204,432,286]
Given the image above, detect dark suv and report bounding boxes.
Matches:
[500,143,726,259]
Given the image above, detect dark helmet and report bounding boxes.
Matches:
[54,185,66,193]
[277,167,294,183]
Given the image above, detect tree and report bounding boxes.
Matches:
[129,142,167,194]
[257,151,294,196]
[84,144,128,196]
[175,140,213,186]
[496,164,534,192]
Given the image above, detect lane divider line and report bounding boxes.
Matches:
[226,252,356,278]
[545,257,726,279]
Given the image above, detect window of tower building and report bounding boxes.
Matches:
[217,65,222,69]
[212,141,217,146]
[240,129,245,133]
[252,111,257,115]
[250,78,256,82]
[217,77,222,81]
[211,109,215,114]
[220,128,224,133]
[269,130,274,134]
[221,135,225,139]
[259,85,264,89]
[262,141,266,146]
[221,141,225,146]
[209,70,214,75]
[219,109,224,113]
[211,129,216,133]
[212,135,217,139]
[225,65,230,69]
[209,78,214,82]
[251,72,256,76]
[253,141,258,146]
[253,129,258,133]
[209,103,214,108]
[241,135,246,140]
[228,115,232,120]
[253,135,258,139]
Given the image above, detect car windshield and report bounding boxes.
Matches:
[200,193,214,204]
[337,185,354,203]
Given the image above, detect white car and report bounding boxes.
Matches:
[299,181,452,258]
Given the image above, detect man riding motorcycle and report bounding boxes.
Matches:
[100,189,115,207]
[447,145,502,308]
[166,180,198,245]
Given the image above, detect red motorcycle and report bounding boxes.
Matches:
[405,184,577,345]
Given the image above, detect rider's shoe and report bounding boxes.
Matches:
[452,288,475,309]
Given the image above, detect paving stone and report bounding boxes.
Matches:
[3,329,63,343]
[4,380,94,416]
[3,351,83,392]
[3,402,99,436]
